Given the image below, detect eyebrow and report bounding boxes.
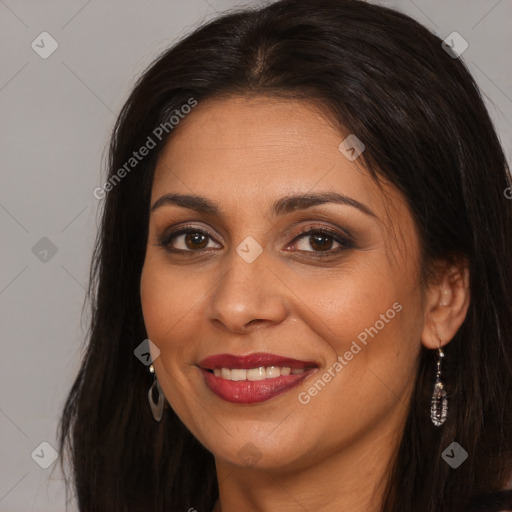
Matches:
[150,192,376,218]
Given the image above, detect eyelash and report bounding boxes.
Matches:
[157,224,354,257]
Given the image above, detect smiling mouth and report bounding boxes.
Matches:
[206,366,310,381]
[199,367,317,403]
[197,352,319,404]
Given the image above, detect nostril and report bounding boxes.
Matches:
[246,319,265,328]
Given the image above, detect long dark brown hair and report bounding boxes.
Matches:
[57,0,512,510]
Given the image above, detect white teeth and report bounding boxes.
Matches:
[211,366,302,381]
[230,369,247,381]
[266,366,281,378]
[247,367,266,381]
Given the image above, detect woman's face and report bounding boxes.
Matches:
[140,96,426,471]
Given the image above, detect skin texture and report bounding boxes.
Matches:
[140,96,470,512]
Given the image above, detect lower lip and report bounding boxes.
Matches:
[199,368,316,404]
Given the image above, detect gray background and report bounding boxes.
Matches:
[1,1,510,510]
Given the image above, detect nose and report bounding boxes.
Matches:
[205,246,289,334]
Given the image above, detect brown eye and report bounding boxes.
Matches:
[289,227,353,256]
[183,232,209,250]
[308,233,335,252]
[159,228,221,253]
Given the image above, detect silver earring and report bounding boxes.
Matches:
[430,335,448,426]
[148,363,167,422]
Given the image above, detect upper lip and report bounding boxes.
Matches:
[198,352,319,370]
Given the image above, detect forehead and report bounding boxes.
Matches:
[151,95,414,236]
[153,96,379,206]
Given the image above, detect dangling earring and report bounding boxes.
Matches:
[148,363,167,422]
[430,332,448,426]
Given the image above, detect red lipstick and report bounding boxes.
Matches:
[197,352,318,404]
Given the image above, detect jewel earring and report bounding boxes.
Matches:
[148,363,168,422]
[430,332,448,426]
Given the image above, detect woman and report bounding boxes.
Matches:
[57,0,512,510]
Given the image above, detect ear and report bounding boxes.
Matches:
[421,258,470,349]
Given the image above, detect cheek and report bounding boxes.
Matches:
[291,256,422,411]
[284,253,416,349]
[139,255,194,360]
[140,250,203,335]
